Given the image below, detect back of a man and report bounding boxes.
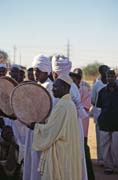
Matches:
[23,54,53,180]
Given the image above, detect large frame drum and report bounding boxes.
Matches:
[0,76,18,116]
[10,81,52,125]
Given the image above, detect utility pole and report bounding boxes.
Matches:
[13,45,16,64]
[19,53,22,65]
[67,39,70,59]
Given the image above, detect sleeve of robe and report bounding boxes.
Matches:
[70,83,88,119]
[32,104,67,151]
[91,82,97,106]
[79,85,91,111]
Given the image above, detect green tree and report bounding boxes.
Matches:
[83,61,102,80]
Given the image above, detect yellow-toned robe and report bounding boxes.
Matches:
[32,94,82,180]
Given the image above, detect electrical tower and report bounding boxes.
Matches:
[13,45,16,64]
[19,53,22,65]
[67,39,70,59]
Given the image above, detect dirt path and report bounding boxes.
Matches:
[88,118,118,180]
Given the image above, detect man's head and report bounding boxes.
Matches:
[9,64,20,82]
[52,75,72,98]
[69,68,83,86]
[99,65,110,78]
[106,69,116,84]
[51,55,72,80]
[32,54,51,83]
[34,68,48,83]
[18,69,25,83]
[27,67,35,81]
[0,64,7,77]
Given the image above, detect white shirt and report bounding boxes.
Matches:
[91,79,107,122]
[70,83,88,120]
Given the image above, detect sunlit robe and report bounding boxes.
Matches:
[33,94,82,180]
[23,78,53,180]
[70,83,88,180]
[79,81,91,137]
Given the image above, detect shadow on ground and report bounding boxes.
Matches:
[92,159,118,180]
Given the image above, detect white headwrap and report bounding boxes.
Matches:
[58,74,73,86]
[32,54,51,75]
[51,55,72,76]
[0,64,7,68]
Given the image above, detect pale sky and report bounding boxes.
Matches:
[0,0,118,68]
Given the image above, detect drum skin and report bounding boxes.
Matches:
[0,76,18,116]
[10,81,52,125]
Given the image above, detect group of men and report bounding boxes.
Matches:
[24,54,93,180]
[1,52,118,180]
[0,54,95,180]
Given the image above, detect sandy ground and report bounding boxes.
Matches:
[88,118,118,180]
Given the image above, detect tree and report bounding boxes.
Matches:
[82,61,102,80]
[0,50,9,64]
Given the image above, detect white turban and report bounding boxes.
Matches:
[0,64,6,68]
[58,74,73,86]
[32,54,51,75]
[51,55,72,76]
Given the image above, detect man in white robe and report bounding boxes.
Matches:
[70,68,95,180]
[23,54,53,180]
[32,75,82,180]
[51,55,88,180]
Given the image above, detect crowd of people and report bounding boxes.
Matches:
[0,51,118,180]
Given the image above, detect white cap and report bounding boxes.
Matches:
[58,74,73,86]
[0,64,7,68]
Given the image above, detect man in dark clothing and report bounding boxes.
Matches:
[97,69,118,174]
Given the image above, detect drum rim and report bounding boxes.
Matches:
[0,76,18,86]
